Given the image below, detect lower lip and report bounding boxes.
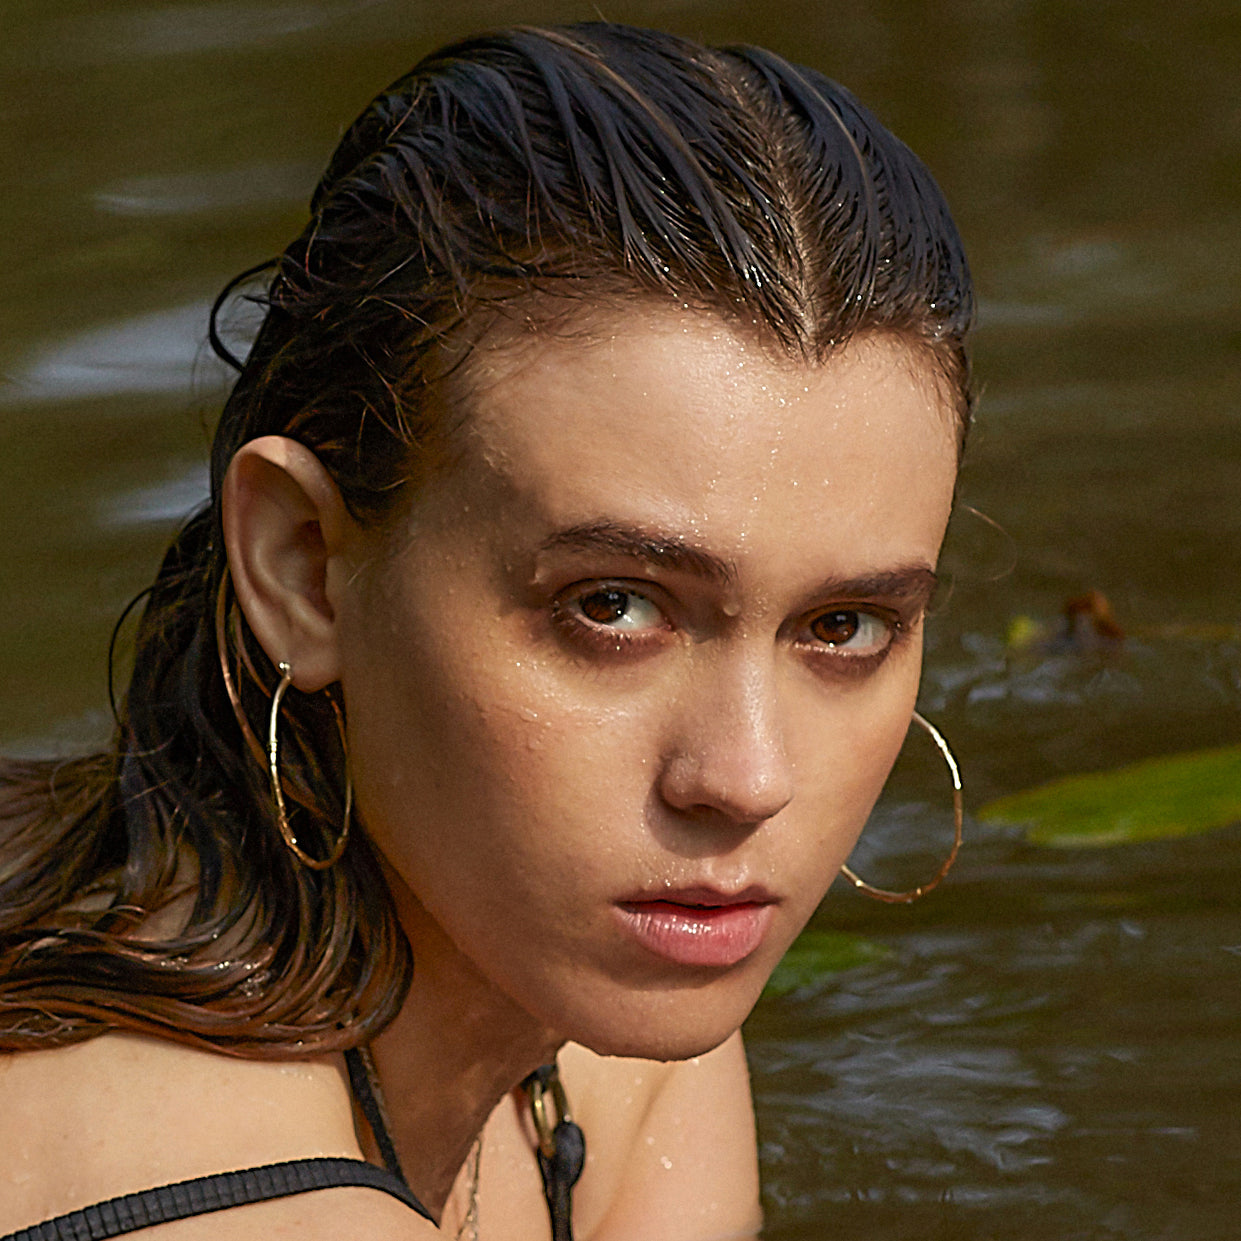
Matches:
[614,901,775,968]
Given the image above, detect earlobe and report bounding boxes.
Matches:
[222,436,352,692]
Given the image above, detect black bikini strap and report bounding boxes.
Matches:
[344,1045,409,1184]
[344,1046,587,1241]
[1,1157,432,1241]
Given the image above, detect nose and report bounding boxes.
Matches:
[657,654,795,827]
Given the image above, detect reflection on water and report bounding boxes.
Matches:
[103,464,210,527]
[1,2,1238,1238]
[752,816,1241,1238]
[94,161,316,218]
[3,302,230,403]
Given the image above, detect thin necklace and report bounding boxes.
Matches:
[453,1137,482,1241]
[348,1046,482,1238]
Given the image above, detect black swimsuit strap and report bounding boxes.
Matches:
[0,1156,433,1241]
[344,1046,585,1241]
[344,1045,408,1182]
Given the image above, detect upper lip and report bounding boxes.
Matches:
[619,884,777,908]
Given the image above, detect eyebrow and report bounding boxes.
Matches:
[537,520,939,604]
[538,521,737,585]
[810,566,940,609]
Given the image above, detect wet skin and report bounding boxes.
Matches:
[330,310,961,1066]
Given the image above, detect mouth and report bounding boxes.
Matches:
[614,887,777,968]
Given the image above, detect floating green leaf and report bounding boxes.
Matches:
[763,929,891,998]
[980,744,1241,848]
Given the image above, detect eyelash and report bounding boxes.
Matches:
[794,608,907,676]
[551,582,671,654]
[551,581,912,673]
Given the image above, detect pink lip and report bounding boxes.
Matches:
[614,888,776,968]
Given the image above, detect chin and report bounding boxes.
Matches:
[554,976,763,1063]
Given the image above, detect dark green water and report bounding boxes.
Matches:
[2,3,1239,1237]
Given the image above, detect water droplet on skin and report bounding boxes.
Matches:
[519,707,539,722]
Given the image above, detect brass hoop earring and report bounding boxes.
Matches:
[839,710,963,904]
[268,661,352,870]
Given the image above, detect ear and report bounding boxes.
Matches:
[222,435,354,692]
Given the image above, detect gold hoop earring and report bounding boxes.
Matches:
[839,710,963,904]
[268,661,352,870]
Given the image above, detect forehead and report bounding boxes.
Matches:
[427,308,958,571]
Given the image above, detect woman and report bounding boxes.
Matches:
[0,22,972,1240]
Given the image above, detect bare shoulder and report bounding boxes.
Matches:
[465,1037,758,1241]
[561,1029,751,1114]
[0,1033,416,1238]
[561,1034,762,1241]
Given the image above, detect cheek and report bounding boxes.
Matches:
[780,659,924,906]
[340,598,656,917]
[840,694,918,817]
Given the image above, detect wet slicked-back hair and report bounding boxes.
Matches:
[0,24,974,1055]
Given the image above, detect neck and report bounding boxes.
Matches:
[363,884,563,1219]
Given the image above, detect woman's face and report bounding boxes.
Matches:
[333,309,959,1060]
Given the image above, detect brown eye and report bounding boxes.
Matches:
[580,590,630,624]
[804,608,896,658]
[569,587,665,632]
[811,611,862,646]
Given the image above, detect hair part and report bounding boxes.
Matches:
[0,22,974,1055]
